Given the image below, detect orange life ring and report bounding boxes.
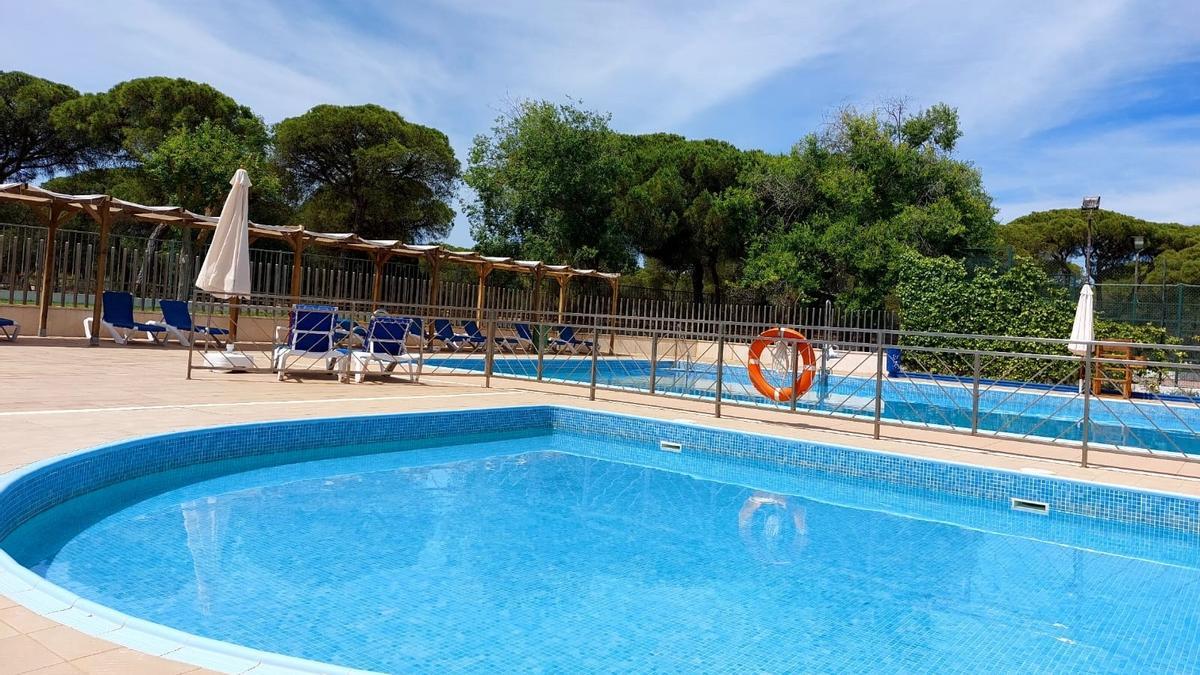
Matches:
[748,327,815,402]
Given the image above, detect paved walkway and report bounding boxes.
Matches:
[1,338,1198,673]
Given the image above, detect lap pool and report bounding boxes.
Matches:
[2,406,1200,672]
[426,357,1200,455]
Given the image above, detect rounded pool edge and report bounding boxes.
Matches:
[0,549,368,673]
[0,406,552,674]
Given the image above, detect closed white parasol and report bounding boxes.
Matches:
[195,169,252,298]
[1067,284,1094,356]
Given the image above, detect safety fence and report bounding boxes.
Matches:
[1090,283,1200,341]
[171,293,1200,472]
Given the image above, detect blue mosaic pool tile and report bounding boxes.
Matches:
[547,407,1200,534]
[0,406,554,540]
[2,403,1198,555]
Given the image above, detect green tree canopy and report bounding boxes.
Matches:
[613,134,756,302]
[274,104,459,241]
[465,99,633,270]
[143,120,287,221]
[50,76,267,165]
[0,71,95,182]
[39,76,275,237]
[1001,209,1196,283]
[739,104,997,309]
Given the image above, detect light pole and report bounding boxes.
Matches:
[1132,235,1145,286]
[1132,234,1145,320]
[1081,196,1101,285]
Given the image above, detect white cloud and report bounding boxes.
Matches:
[990,116,1200,225]
[3,0,1199,238]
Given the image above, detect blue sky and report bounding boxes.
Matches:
[4,0,1199,245]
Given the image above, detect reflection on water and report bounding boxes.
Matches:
[738,492,807,565]
[181,496,228,615]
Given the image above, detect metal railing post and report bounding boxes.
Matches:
[819,339,829,390]
[589,317,599,401]
[648,333,659,395]
[873,329,885,439]
[484,316,496,388]
[790,338,800,412]
[536,322,545,382]
[414,312,426,383]
[715,322,726,418]
[970,351,981,434]
[185,290,197,380]
[1081,345,1092,467]
[185,322,195,380]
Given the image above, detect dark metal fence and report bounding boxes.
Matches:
[0,222,896,333]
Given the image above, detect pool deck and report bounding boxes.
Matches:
[3,338,1200,673]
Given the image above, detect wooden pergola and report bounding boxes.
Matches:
[0,183,621,343]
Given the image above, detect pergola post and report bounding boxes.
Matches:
[476,263,494,324]
[370,252,392,309]
[86,198,113,347]
[288,233,305,303]
[556,273,573,324]
[35,202,72,336]
[607,277,620,354]
[530,266,545,321]
[426,252,443,309]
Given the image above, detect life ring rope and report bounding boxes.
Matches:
[747,327,816,402]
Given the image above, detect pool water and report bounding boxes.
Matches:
[5,429,1200,672]
[427,357,1200,455]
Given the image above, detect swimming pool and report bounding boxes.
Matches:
[2,406,1200,672]
[426,357,1200,455]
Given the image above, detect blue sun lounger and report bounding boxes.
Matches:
[0,317,18,341]
[551,326,594,354]
[83,291,168,345]
[336,318,368,346]
[406,317,431,349]
[463,320,521,352]
[273,304,347,381]
[349,316,419,383]
[514,323,537,351]
[432,319,484,351]
[152,299,229,347]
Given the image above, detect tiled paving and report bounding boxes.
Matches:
[1,338,1199,673]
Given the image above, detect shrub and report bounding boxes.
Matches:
[893,252,1178,383]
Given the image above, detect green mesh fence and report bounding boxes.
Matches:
[1092,283,1200,343]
